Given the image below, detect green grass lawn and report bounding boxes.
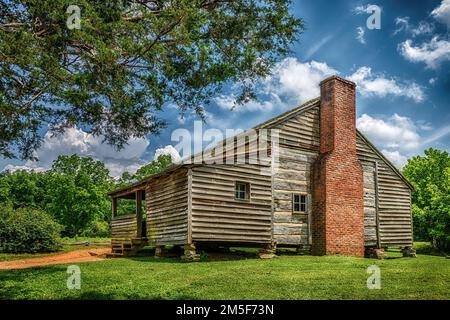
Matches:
[0,244,449,300]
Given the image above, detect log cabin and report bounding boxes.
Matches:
[107,75,414,260]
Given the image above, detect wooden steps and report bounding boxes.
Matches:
[106,238,148,258]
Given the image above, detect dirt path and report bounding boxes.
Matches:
[0,248,111,270]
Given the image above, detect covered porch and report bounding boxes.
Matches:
[108,183,147,257]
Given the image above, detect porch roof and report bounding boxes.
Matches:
[108,163,191,198]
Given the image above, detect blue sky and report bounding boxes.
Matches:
[2,0,450,176]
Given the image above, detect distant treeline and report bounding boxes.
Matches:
[0,154,172,238]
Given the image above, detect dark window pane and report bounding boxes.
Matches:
[300,203,306,212]
[235,182,249,200]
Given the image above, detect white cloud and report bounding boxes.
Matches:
[357,113,422,168]
[412,21,435,36]
[398,37,450,69]
[3,164,46,173]
[421,124,450,146]
[394,17,434,37]
[216,59,426,114]
[357,114,450,168]
[216,58,337,113]
[154,145,181,163]
[431,0,450,28]
[215,93,281,113]
[356,26,366,44]
[357,113,421,152]
[304,35,334,59]
[8,127,150,177]
[380,150,408,168]
[269,59,338,101]
[347,67,425,102]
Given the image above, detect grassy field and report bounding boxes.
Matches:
[0,244,449,300]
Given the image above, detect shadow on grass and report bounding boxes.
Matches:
[413,242,448,256]
[74,291,198,300]
[127,246,306,264]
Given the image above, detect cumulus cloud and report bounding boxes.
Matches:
[394,17,435,37]
[380,150,408,168]
[431,0,450,28]
[398,37,450,69]
[216,58,337,112]
[6,127,150,177]
[356,26,366,44]
[357,113,421,152]
[347,67,425,102]
[154,145,181,163]
[215,58,426,115]
[356,113,450,168]
[357,113,422,168]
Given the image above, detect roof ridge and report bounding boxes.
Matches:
[254,97,320,129]
[356,129,414,191]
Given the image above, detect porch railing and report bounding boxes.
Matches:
[111,214,138,240]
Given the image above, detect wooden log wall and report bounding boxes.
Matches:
[356,133,413,247]
[111,214,138,240]
[146,168,189,245]
[268,106,319,246]
[361,162,377,246]
[190,164,272,243]
[277,106,320,151]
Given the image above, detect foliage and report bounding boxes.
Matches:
[0,169,50,209]
[119,154,173,185]
[45,155,113,237]
[80,220,110,238]
[0,205,62,253]
[403,148,450,252]
[135,154,173,180]
[0,247,449,299]
[0,153,175,237]
[0,0,303,160]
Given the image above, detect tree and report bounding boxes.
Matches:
[403,148,450,251]
[119,154,173,185]
[134,154,173,180]
[46,154,112,236]
[0,0,303,160]
[0,169,50,209]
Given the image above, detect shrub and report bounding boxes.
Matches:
[0,205,63,253]
[81,220,110,238]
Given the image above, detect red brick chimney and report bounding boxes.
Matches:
[311,75,365,257]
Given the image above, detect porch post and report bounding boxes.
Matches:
[136,191,143,238]
[112,197,117,218]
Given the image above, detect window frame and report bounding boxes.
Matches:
[292,193,307,213]
[235,181,250,201]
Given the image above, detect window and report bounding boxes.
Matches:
[293,194,307,213]
[235,182,250,200]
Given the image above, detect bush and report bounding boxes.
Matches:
[80,220,110,238]
[0,205,63,253]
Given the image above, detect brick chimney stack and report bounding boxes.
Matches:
[311,75,365,256]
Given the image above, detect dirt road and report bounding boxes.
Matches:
[0,248,111,270]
